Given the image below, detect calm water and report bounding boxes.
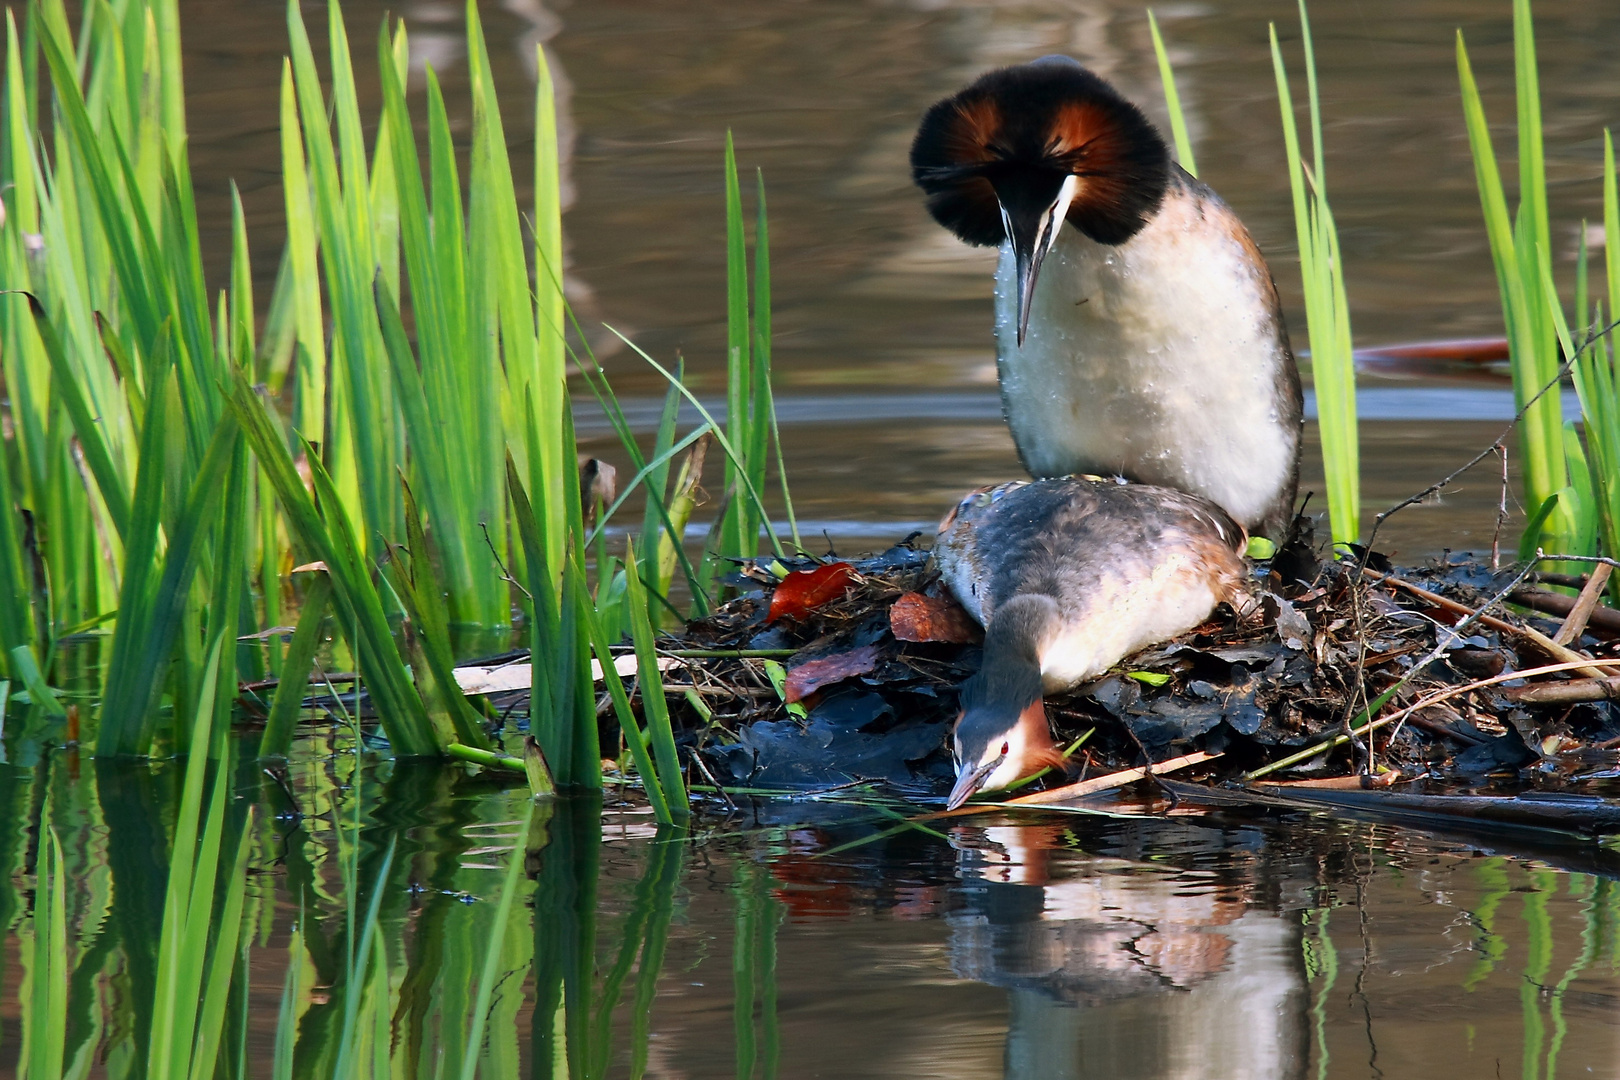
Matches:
[191,0,1620,558]
[5,740,1620,1078]
[15,2,1620,1076]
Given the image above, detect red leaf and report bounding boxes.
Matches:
[767,562,857,623]
[889,591,980,644]
[784,644,882,704]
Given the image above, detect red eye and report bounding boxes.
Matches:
[1000,742,1010,756]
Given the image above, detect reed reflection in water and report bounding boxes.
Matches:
[6,743,1620,1078]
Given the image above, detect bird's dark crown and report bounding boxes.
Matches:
[910,58,1170,248]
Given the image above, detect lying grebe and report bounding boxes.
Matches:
[933,477,1249,808]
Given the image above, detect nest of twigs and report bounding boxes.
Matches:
[651,531,1620,799]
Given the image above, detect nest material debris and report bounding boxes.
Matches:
[652,539,1620,800]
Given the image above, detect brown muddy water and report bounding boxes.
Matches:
[12,1,1620,1076]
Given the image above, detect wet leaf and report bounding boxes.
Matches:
[888,591,979,643]
[784,644,882,703]
[1126,670,1171,687]
[1264,592,1312,650]
[766,562,857,623]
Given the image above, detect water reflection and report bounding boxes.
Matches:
[947,824,1306,1079]
[7,742,1620,1078]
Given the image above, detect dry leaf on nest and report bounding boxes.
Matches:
[889,591,979,643]
[784,644,882,703]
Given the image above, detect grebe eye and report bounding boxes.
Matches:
[1000,742,1010,757]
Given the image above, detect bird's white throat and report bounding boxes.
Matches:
[993,187,1298,535]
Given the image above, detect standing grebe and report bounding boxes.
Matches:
[934,478,1249,809]
[911,57,1303,540]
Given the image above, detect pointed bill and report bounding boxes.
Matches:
[946,760,997,811]
[1008,174,1079,347]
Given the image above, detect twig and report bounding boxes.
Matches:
[1335,352,1589,774]
[1532,553,1620,572]
[1503,676,1620,705]
[480,521,531,601]
[688,748,736,810]
[1492,445,1509,572]
[1246,657,1620,780]
[1248,562,1540,781]
[1001,750,1218,804]
[1380,560,1544,743]
[1352,316,1620,582]
[1263,770,1403,789]
[1341,568,1375,773]
[1520,570,1619,643]
[1377,658,1620,736]
[1363,566,1606,677]
[1403,713,1487,745]
[908,751,1220,823]
[660,648,797,659]
[318,662,357,732]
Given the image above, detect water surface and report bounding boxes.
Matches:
[185,0,1620,556]
[5,743,1620,1078]
[19,5,1620,1076]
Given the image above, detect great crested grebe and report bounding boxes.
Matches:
[911,57,1303,540]
[933,477,1249,809]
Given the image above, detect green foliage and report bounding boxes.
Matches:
[1456,0,1582,558]
[2,0,775,789]
[582,565,672,822]
[259,571,334,758]
[21,829,66,1080]
[1272,2,1359,546]
[17,740,689,1080]
[227,374,442,757]
[459,800,534,1080]
[507,448,597,790]
[732,862,784,1080]
[711,137,791,587]
[1147,10,1197,177]
[623,537,690,821]
[1571,131,1620,597]
[145,631,256,1080]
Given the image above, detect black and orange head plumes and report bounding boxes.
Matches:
[910,57,1170,248]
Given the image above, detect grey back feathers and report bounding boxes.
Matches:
[935,477,1247,629]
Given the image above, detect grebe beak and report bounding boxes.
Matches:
[946,691,1067,810]
[1004,173,1080,348]
[947,750,1005,811]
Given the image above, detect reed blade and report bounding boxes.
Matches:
[1458,23,1576,556]
[1147,10,1197,176]
[579,563,671,823]
[1272,9,1359,546]
[259,571,333,758]
[622,537,689,820]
